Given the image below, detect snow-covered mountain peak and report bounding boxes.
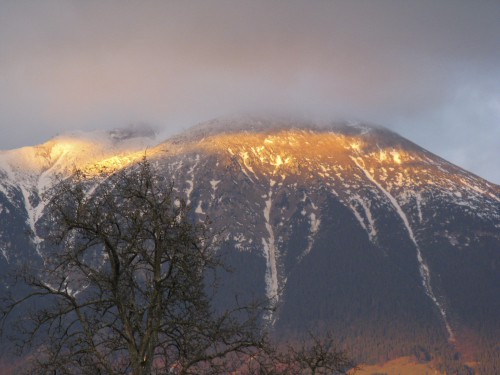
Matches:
[0,128,158,246]
[162,117,498,188]
[155,119,499,243]
[169,116,385,143]
[1,127,156,182]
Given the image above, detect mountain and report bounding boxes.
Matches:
[0,127,155,260]
[1,117,499,371]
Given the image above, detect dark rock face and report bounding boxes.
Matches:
[1,118,499,365]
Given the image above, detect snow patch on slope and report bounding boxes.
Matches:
[351,156,455,342]
[415,192,424,223]
[185,154,200,205]
[239,151,258,181]
[298,210,321,262]
[210,179,220,201]
[349,194,377,242]
[195,200,205,215]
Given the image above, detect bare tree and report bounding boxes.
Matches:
[1,158,267,375]
[1,157,356,375]
[243,332,357,375]
[283,332,356,375]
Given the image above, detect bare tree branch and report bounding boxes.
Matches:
[1,156,355,375]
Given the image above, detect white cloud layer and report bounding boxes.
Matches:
[0,1,499,182]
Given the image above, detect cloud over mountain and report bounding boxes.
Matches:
[1,1,499,182]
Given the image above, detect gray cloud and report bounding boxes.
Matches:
[0,0,499,182]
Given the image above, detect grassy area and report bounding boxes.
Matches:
[353,356,444,375]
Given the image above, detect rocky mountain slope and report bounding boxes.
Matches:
[1,117,499,369]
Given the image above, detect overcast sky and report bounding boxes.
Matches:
[1,1,499,183]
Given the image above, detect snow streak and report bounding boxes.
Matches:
[297,210,321,262]
[350,194,377,242]
[351,156,455,342]
[262,179,279,324]
[185,154,200,205]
